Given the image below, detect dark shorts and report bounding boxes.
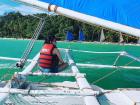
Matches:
[50,67,58,73]
[39,66,58,73]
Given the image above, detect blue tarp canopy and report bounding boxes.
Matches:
[79,30,85,41]
[66,31,74,41]
[39,0,140,29]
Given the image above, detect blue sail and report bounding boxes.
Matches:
[39,0,140,29]
[79,30,85,41]
[66,31,73,41]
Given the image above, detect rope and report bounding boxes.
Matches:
[91,45,125,84]
[59,45,73,73]
[91,54,140,84]
[92,68,119,84]
[61,47,121,64]
[113,54,121,66]
[124,60,136,66]
[17,18,45,68]
[70,49,122,54]
[73,40,139,85]
[75,55,117,64]
[0,2,46,69]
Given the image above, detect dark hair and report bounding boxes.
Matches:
[44,35,56,44]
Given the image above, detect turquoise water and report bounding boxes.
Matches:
[0,39,140,89]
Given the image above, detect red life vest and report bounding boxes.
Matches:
[39,44,57,68]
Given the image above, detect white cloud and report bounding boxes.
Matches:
[0,4,47,15]
[0,4,13,15]
[15,5,47,15]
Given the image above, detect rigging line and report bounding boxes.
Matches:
[20,28,40,62]
[70,49,122,54]
[91,57,138,84]
[91,54,140,84]
[71,53,117,64]
[60,42,72,73]
[124,59,136,67]
[77,63,140,69]
[121,53,140,66]
[20,27,43,64]
[20,18,44,60]
[18,18,45,68]
[91,57,140,84]
[113,54,121,66]
[0,2,46,68]
[125,53,140,62]
[21,20,45,53]
[92,68,119,84]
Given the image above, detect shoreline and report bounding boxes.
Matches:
[0,37,31,40]
[59,41,140,46]
[0,37,140,46]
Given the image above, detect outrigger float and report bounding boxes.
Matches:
[0,0,140,105]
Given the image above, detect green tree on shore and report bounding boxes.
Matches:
[0,12,138,43]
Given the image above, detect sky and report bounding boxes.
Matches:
[0,0,46,15]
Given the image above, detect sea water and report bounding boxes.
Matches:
[0,39,140,89]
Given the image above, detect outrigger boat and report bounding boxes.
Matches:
[0,0,140,105]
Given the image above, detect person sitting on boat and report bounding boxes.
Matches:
[38,35,68,73]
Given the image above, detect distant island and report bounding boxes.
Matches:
[0,12,138,43]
